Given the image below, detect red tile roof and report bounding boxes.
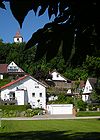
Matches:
[0,75,29,90]
[0,64,8,73]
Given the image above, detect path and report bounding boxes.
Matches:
[1,114,100,120]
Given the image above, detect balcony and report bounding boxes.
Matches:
[1,98,17,105]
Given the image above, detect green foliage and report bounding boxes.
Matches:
[0,79,11,87]
[90,90,100,103]
[0,105,31,111]
[77,111,100,117]
[0,106,43,117]
[75,99,87,111]
[0,39,99,81]
[83,56,100,77]
[48,93,74,104]
[64,68,88,80]
[87,104,100,111]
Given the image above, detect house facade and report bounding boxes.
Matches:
[82,78,97,102]
[0,75,47,109]
[0,61,25,79]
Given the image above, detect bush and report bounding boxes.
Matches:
[88,104,100,111]
[25,109,34,117]
[76,99,87,111]
[77,111,100,117]
[0,104,31,111]
[0,106,44,117]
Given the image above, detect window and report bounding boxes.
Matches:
[35,86,39,88]
[32,93,35,97]
[17,38,19,41]
[9,92,15,100]
[40,93,42,97]
[10,66,13,69]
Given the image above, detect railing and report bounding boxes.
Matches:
[0,99,17,105]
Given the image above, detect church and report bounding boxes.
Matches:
[13,30,23,43]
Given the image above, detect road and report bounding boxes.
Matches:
[1,114,100,120]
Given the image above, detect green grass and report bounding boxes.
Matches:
[0,119,100,140]
[77,111,100,117]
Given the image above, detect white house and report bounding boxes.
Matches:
[0,61,25,79]
[7,61,24,73]
[82,78,97,102]
[47,70,72,89]
[0,75,47,109]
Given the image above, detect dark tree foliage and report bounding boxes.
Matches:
[0,0,100,65]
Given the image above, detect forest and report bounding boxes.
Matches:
[0,40,100,81]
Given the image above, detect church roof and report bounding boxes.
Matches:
[14,31,22,38]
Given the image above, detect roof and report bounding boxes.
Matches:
[50,69,71,82]
[0,64,8,73]
[0,62,25,74]
[0,75,47,90]
[14,31,22,38]
[88,78,97,88]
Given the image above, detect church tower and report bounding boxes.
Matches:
[13,30,23,43]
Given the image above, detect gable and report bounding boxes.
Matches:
[83,79,93,94]
[7,61,24,73]
[0,75,47,91]
[51,71,67,81]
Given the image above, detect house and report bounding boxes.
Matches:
[46,70,72,89]
[0,75,47,109]
[0,61,25,79]
[82,78,97,102]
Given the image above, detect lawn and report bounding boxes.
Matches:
[0,119,100,140]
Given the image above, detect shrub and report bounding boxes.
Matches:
[76,99,87,111]
[0,104,31,111]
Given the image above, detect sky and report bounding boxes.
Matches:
[0,2,53,43]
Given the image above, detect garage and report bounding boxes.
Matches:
[47,104,73,115]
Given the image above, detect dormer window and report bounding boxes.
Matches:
[57,74,59,77]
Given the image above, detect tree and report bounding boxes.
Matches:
[83,55,100,78]
[0,0,100,65]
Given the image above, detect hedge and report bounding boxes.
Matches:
[0,104,31,111]
[76,111,100,117]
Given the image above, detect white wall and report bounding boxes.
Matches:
[22,77,46,109]
[0,76,46,109]
[14,37,23,43]
[47,104,73,115]
[0,74,3,79]
[83,80,92,94]
[82,79,92,102]
[15,90,28,105]
[82,94,90,102]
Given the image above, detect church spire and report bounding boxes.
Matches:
[14,30,23,43]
